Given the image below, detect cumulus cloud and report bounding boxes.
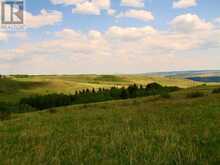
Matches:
[55,28,82,39]
[51,0,111,15]
[0,32,8,41]
[121,0,145,8]
[0,32,28,42]
[106,26,156,40]
[173,0,198,9]
[50,0,85,5]
[12,32,28,40]
[214,17,220,25]
[117,9,154,22]
[170,13,213,33]
[72,0,111,15]
[2,20,220,74]
[72,1,100,15]
[25,9,63,28]
[94,0,111,9]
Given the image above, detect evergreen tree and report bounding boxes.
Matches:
[120,87,128,99]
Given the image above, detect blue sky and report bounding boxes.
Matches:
[24,0,219,31]
[0,0,220,74]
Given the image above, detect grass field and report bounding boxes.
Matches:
[0,75,199,103]
[0,75,219,164]
[1,83,220,164]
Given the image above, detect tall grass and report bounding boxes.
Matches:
[0,90,220,164]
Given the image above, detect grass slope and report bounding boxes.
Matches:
[0,86,220,164]
[0,75,198,103]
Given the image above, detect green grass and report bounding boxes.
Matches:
[0,86,220,164]
[0,78,49,103]
[0,75,200,103]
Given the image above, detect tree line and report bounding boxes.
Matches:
[19,83,180,110]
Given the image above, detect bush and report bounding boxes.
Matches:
[146,83,163,90]
[212,88,220,94]
[160,93,171,99]
[186,91,205,98]
[48,109,57,114]
[0,111,11,121]
[17,104,36,113]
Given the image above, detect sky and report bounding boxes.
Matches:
[0,0,220,74]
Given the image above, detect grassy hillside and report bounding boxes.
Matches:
[0,75,199,103]
[0,86,220,164]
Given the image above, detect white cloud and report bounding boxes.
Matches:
[170,13,213,33]
[117,9,154,22]
[50,0,85,5]
[173,0,198,9]
[216,17,220,22]
[121,0,145,8]
[25,9,63,28]
[105,26,211,51]
[214,17,220,24]
[12,32,28,40]
[55,28,82,38]
[94,0,110,9]
[88,30,103,39]
[72,0,111,15]
[0,32,8,41]
[51,0,112,15]
[106,26,156,40]
[2,22,220,74]
[0,31,29,42]
[72,1,100,15]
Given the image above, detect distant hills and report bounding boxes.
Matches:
[145,70,220,82]
[145,70,220,78]
[187,77,220,83]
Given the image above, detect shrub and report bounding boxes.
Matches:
[132,100,140,105]
[160,93,171,99]
[82,104,89,109]
[48,109,57,114]
[146,83,163,90]
[0,111,11,121]
[186,91,205,98]
[17,104,36,113]
[212,88,220,94]
[166,86,180,92]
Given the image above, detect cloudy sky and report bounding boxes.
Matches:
[0,0,220,74]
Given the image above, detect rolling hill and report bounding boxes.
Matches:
[1,75,220,163]
[0,75,199,103]
[0,85,220,164]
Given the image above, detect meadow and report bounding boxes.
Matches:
[0,75,220,164]
[0,75,198,103]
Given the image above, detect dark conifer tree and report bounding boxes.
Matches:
[120,87,128,99]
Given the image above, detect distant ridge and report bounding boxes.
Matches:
[187,76,220,83]
[145,70,220,78]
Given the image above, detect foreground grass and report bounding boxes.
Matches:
[0,87,220,164]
